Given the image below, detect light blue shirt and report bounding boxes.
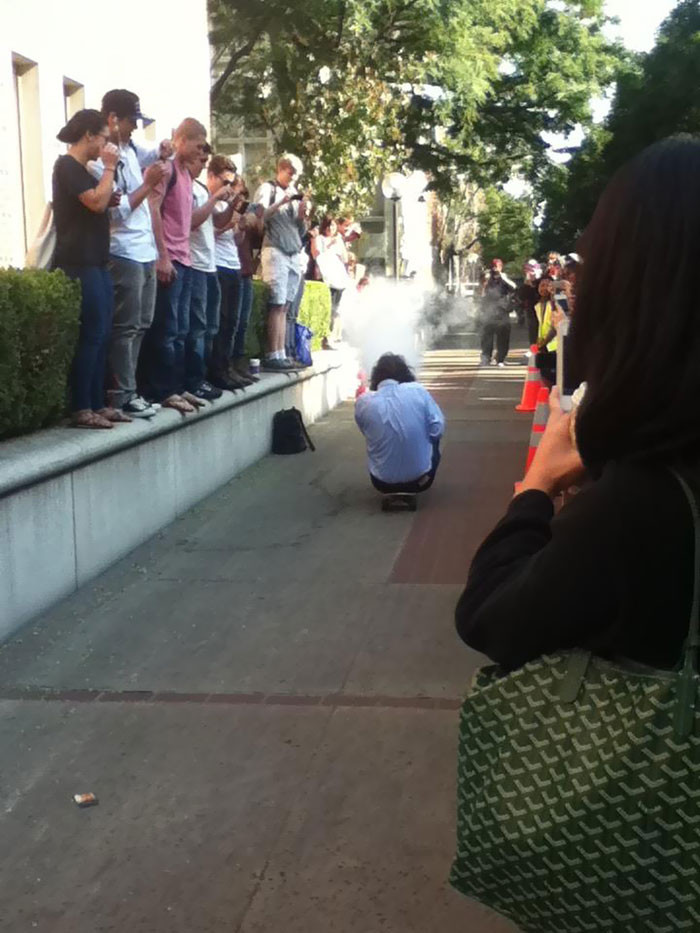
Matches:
[90,142,158,263]
[355,380,445,483]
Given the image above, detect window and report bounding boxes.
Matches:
[63,78,85,121]
[12,54,44,253]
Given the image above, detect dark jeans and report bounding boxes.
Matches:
[188,269,216,391]
[370,438,442,495]
[212,266,242,379]
[61,265,114,412]
[232,274,253,359]
[142,261,193,401]
[285,277,305,359]
[481,316,511,363]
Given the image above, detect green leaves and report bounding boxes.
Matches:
[210,0,625,219]
[538,0,700,250]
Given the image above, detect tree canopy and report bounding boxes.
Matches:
[538,0,700,250]
[210,0,624,216]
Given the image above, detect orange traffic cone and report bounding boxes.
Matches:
[515,346,541,412]
[514,385,550,495]
[525,386,550,471]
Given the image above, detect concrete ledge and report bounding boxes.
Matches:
[0,350,358,641]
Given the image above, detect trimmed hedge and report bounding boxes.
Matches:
[245,279,332,358]
[0,269,81,440]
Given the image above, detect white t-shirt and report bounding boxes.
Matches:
[214,201,241,270]
[190,181,216,273]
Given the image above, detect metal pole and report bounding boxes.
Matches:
[393,198,400,281]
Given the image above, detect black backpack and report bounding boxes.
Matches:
[272,407,316,455]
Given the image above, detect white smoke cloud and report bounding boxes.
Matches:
[339,278,476,377]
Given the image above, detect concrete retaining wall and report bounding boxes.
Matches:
[0,352,357,641]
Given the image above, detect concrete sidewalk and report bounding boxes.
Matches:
[0,343,530,932]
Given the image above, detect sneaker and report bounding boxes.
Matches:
[497,362,506,368]
[123,396,157,419]
[262,358,295,373]
[193,381,223,401]
[290,357,312,370]
[479,355,490,367]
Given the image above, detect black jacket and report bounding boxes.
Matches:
[455,461,696,672]
[481,274,515,318]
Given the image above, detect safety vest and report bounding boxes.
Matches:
[535,300,558,351]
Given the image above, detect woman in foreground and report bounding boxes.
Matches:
[457,135,700,679]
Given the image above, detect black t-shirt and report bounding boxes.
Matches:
[52,155,110,267]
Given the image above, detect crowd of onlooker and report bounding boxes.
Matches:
[48,88,364,429]
[477,251,580,372]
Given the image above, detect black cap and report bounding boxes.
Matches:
[101,89,153,126]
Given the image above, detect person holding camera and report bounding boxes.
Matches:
[457,134,700,674]
[206,155,250,391]
[254,155,307,372]
[479,258,516,367]
[142,117,208,413]
[53,109,124,429]
[532,274,564,386]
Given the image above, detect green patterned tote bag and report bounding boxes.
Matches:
[450,469,700,933]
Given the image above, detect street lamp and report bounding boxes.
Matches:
[382,172,406,281]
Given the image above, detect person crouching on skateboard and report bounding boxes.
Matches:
[355,353,445,497]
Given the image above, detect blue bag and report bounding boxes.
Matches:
[294,323,313,366]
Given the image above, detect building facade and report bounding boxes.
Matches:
[0,0,211,268]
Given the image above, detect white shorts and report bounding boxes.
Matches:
[261,246,302,305]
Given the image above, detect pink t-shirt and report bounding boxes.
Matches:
[161,159,192,266]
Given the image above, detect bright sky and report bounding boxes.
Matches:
[603,0,678,52]
[530,0,681,173]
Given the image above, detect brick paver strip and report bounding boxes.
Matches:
[0,686,462,710]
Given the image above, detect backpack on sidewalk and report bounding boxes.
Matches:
[271,407,316,455]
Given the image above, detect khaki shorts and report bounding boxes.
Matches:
[261,246,302,305]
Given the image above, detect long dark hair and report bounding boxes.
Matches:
[369,353,416,390]
[57,109,105,144]
[319,215,336,236]
[571,136,700,470]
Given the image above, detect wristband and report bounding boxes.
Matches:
[103,166,116,173]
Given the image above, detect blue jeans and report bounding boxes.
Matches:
[61,265,114,412]
[205,272,221,368]
[232,274,253,358]
[188,269,215,391]
[211,267,242,380]
[285,276,305,358]
[148,262,193,401]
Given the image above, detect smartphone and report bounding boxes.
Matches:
[556,317,574,412]
[289,192,304,201]
[237,200,250,213]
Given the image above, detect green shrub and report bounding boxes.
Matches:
[245,279,331,357]
[0,268,81,440]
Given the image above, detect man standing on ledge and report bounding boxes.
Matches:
[355,353,445,496]
[254,155,307,372]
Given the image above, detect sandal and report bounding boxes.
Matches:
[97,407,133,424]
[71,410,114,430]
[181,391,206,408]
[163,394,195,414]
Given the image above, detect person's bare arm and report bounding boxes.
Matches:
[125,161,166,212]
[192,183,229,230]
[78,143,119,213]
[147,164,175,284]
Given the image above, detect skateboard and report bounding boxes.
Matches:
[381,493,417,512]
